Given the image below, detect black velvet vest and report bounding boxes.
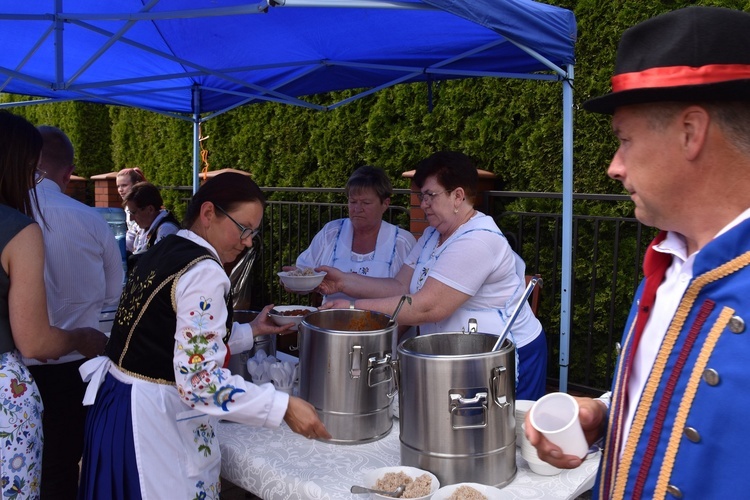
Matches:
[105,235,232,383]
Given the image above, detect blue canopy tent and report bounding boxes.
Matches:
[0,0,578,391]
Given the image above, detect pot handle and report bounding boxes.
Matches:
[449,391,488,429]
[367,353,393,388]
[387,358,399,399]
[491,366,510,409]
[350,345,363,378]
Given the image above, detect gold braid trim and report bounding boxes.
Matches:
[654,306,732,498]
[117,255,216,370]
[614,250,750,499]
[599,318,637,499]
[112,364,174,386]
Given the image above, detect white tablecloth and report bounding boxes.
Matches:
[218,419,599,500]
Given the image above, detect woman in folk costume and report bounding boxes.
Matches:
[79,172,329,499]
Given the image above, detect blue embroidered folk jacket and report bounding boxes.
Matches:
[595,218,750,499]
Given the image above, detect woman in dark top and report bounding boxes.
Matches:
[0,111,107,497]
[78,172,329,499]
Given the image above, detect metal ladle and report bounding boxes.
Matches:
[387,295,411,328]
[492,277,539,351]
[350,484,406,497]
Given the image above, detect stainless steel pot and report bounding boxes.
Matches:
[395,332,516,487]
[298,308,395,444]
[227,310,277,380]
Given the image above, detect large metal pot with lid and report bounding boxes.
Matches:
[395,332,516,487]
[298,308,395,444]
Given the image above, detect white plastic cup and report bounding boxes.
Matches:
[529,392,588,458]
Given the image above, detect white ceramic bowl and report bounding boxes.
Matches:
[515,400,535,444]
[362,466,440,500]
[431,482,504,500]
[520,440,540,461]
[517,422,529,447]
[514,399,535,420]
[524,455,562,476]
[268,305,317,331]
[277,270,326,292]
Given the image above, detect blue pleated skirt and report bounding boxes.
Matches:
[78,373,142,500]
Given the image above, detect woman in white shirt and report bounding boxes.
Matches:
[318,152,546,400]
[292,165,416,304]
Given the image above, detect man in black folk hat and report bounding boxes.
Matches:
[526,6,750,499]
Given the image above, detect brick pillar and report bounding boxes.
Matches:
[65,175,88,204]
[401,168,497,240]
[90,172,122,208]
[200,168,252,185]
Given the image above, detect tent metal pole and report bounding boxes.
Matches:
[276,0,435,10]
[559,64,574,392]
[192,86,201,195]
[53,0,63,88]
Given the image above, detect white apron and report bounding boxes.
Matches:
[408,221,529,338]
[325,219,400,303]
[81,356,222,499]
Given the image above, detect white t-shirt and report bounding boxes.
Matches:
[406,212,542,346]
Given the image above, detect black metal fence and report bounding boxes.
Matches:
[163,185,654,395]
[481,192,657,394]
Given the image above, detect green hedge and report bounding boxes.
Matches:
[2,0,746,390]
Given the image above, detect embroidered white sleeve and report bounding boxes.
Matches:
[172,260,288,427]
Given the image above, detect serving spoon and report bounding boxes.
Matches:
[386,295,412,328]
[350,484,406,497]
[492,276,539,351]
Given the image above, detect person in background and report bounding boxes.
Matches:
[78,171,330,499]
[116,167,147,253]
[319,152,546,400]
[290,165,416,304]
[0,111,108,498]
[123,181,180,255]
[525,7,750,499]
[24,125,124,500]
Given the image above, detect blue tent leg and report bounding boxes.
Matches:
[559,64,574,392]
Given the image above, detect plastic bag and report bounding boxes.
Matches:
[227,245,257,310]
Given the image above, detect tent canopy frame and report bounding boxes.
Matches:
[0,0,577,391]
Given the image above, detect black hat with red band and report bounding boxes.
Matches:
[583,6,750,115]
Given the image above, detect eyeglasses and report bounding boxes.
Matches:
[34,168,47,185]
[416,190,450,203]
[214,204,260,240]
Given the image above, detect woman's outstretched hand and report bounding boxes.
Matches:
[314,266,345,296]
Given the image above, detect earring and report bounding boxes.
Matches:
[454,208,459,214]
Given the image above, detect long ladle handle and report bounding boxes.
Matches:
[387,295,411,327]
[492,277,538,351]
